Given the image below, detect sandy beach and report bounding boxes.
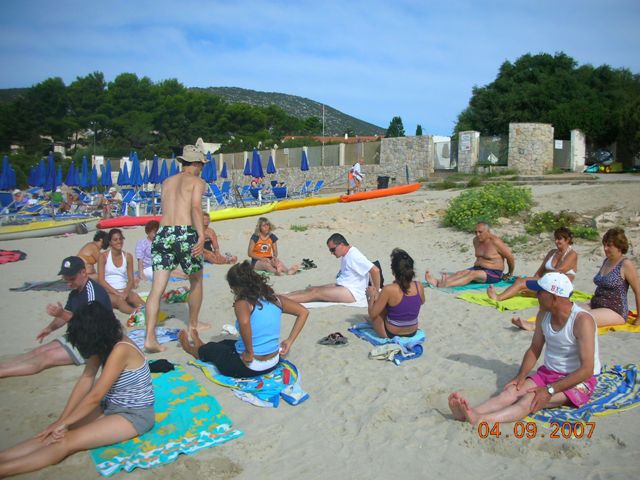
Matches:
[1,179,639,479]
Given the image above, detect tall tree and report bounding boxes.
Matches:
[386,116,405,137]
[415,124,423,136]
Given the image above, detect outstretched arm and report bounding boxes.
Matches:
[278,296,309,355]
[507,309,545,390]
[623,259,640,323]
[235,300,254,364]
[496,238,515,277]
[190,181,206,256]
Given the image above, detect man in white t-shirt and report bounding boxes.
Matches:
[351,159,364,192]
[284,233,381,303]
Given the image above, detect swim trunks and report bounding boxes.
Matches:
[529,365,597,407]
[468,266,503,284]
[152,226,203,275]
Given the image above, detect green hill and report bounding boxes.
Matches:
[192,86,385,136]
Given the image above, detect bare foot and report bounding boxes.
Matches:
[288,264,300,275]
[511,316,535,331]
[178,329,198,358]
[144,339,167,353]
[227,255,238,264]
[458,396,479,425]
[425,271,438,287]
[448,392,467,421]
[440,273,448,288]
[487,285,498,301]
[189,328,205,350]
[195,321,211,331]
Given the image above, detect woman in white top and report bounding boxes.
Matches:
[488,227,578,306]
[99,229,144,314]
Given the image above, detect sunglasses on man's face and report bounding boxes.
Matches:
[329,246,337,254]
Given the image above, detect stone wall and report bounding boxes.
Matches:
[570,129,586,172]
[457,131,480,173]
[379,135,434,181]
[508,123,554,175]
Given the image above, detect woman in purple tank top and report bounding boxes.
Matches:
[367,248,425,338]
[580,228,640,327]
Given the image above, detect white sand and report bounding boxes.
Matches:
[0,180,638,479]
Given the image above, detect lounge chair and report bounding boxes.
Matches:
[210,184,232,207]
[310,180,324,195]
[292,180,313,198]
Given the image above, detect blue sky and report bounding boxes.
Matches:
[1,0,638,136]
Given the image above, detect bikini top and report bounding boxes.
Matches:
[544,247,576,276]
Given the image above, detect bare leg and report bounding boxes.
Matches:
[178,330,202,359]
[126,291,145,309]
[145,269,172,352]
[438,269,487,288]
[580,304,626,327]
[254,259,278,273]
[0,342,72,378]
[367,311,389,338]
[110,294,136,315]
[511,316,536,331]
[284,285,356,303]
[424,271,438,287]
[487,277,530,302]
[187,270,207,333]
[0,414,137,478]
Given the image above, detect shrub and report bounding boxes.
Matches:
[525,211,599,240]
[430,180,458,190]
[290,224,308,232]
[503,234,530,247]
[466,176,482,188]
[443,183,533,232]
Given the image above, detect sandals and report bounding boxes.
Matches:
[318,332,348,346]
[302,258,317,269]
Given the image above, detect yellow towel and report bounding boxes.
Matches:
[526,311,639,335]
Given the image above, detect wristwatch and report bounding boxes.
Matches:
[546,385,555,396]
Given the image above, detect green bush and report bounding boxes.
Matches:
[443,183,533,232]
[466,176,482,188]
[525,211,599,240]
[430,180,458,190]
[290,224,308,232]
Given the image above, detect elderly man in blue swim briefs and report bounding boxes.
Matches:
[425,222,515,288]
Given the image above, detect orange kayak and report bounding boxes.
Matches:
[340,183,421,202]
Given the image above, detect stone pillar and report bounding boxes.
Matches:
[379,135,432,180]
[508,123,554,175]
[570,129,586,172]
[457,131,480,173]
[339,143,346,167]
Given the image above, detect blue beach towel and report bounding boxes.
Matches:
[127,327,180,350]
[90,366,243,476]
[422,277,516,293]
[348,322,425,365]
[526,364,640,426]
[189,359,309,408]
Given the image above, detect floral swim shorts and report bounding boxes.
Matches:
[152,226,203,275]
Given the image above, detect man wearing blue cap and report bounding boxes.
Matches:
[448,272,601,424]
[0,256,112,378]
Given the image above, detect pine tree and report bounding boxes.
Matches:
[386,116,405,137]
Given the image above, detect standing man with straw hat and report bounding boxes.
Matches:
[144,145,207,352]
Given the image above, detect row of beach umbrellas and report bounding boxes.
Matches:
[2,148,311,193]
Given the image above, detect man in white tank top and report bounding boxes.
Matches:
[448,272,601,425]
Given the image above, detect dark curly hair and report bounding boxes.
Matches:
[94,230,109,249]
[554,226,573,245]
[67,302,122,364]
[226,261,278,309]
[602,227,629,254]
[390,248,416,294]
[108,228,124,245]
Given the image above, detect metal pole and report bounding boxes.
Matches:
[321,104,325,166]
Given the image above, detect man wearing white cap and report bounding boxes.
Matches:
[448,272,601,424]
[144,145,207,352]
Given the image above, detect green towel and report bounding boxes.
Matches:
[457,290,593,311]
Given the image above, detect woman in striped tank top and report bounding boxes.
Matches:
[0,303,154,477]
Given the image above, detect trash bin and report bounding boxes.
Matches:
[377,176,390,189]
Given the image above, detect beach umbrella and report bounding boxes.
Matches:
[28,165,37,186]
[243,157,251,176]
[266,155,276,175]
[65,161,77,186]
[220,161,228,179]
[149,154,160,184]
[0,155,9,189]
[101,160,113,187]
[301,150,310,171]
[36,159,46,187]
[251,148,264,179]
[90,165,98,189]
[44,154,58,192]
[159,160,168,184]
[118,162,130,186]
[79,155,89,189]
[143,164,149,184]
[56,165,63,187]
[210,154,218,182]
[202,152,217,182]
[7,167,16,190]
[169,159,179,177]
[129,152,143,187]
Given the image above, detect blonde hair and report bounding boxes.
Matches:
[254,217,275,236]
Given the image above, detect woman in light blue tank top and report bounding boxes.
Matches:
[0,303,154,477]
[179,261,309,378]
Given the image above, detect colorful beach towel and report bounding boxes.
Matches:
[189,359,309,408]
[90,365,243,476]
[126,307,172,328]
[0,249,27,264]
[127,327,180,349]
[10,279,70,292]
[526,364,640,426]
[422,277,516,293]
[457,290,593,311]
[302,297,368,309]
[163,287,190,303]
[348,322,425,365]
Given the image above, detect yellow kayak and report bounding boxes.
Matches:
[209,202,276,222]
[274,196,340,211]
[0,217,99,241]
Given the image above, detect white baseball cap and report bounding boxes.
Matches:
[526,272,573,298]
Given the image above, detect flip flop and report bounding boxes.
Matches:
[318,332,348,346]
